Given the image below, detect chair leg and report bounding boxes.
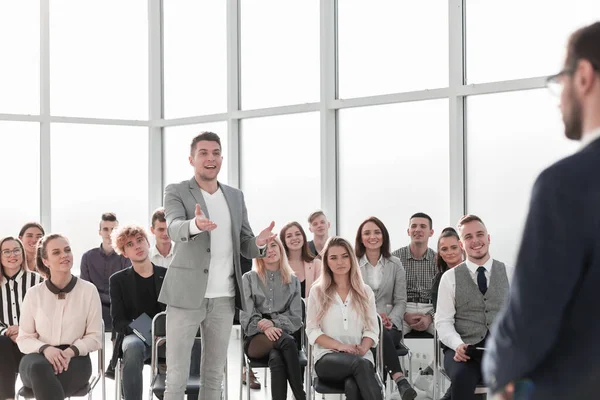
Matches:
[246,363,251,400]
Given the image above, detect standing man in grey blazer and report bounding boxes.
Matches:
[160,131,275,400]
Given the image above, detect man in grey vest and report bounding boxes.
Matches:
[434,214,513,400]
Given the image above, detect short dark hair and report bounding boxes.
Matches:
[565,22,600,73]
[355,216,391,259]
[18,222,45,238]
[190,132,222,156]
[151,207,166,228]
[99,212,118,230]
[409,212,433,229]
[457,214,486,231]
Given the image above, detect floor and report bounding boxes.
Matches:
[15,329,444,400]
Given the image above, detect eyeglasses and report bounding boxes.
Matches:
[545,68,573,97]
[1,248,23,257]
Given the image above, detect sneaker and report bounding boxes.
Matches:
[397,378,418,400]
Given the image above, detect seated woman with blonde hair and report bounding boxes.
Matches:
[306,236,383,400]
[240,237,306,400]
[17,234,102,400]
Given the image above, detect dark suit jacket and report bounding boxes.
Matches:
[108,264,167,371]
[483,138,600,399]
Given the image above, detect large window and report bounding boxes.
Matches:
[466,0,600,83]
[50,124,149,274]
[466,89,579,265]
[241,113,321,235]
[50,1,148,119]
[0,123,40,238]
[338,100,450,251]
[163,1,227,118]
[0,1,39,115]
[240,1,319,109]
[164,122,228,187]
[338,0,448,99]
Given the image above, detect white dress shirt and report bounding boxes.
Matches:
[359,255,384,291]
[306,285,379,364]
[434,257,514,351]
[580,126,600,149]
[149,242,174,268]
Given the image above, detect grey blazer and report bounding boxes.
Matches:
[359,255,407,329]
[158,178,266,310]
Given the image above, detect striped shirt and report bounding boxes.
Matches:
[391,246,437,305]
[1,269,44,336]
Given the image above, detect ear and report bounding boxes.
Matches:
[189,155,194,167]
[429,229,434,237]
[150,226,155,235]
[327,221,331,229]
[487,234,491,244]
[459,240,465,251]
[308,225,314,233]
[406,228,410,236]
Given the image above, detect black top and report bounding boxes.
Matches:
[300,279,307,299]
[134,271,161,319]
[431,271,444,313]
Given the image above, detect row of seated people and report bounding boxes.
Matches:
[0,211,509,400]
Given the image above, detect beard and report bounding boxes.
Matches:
[563,89,583,140]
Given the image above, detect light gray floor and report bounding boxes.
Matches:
[14,328,437,400]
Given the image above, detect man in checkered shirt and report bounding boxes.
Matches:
[392,212,437,335]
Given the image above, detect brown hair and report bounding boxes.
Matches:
[457,214,486,232]
[307,211,326,225]
[190,132,222,156]
[565,22,600,73]
[99,212,118,230]
[355,216,391,259]
[112,225,150,255]
[151,207,166,228]
[311,237,374,332]
[0,237,28,283]
[36,234,67,279]
[18,222,45,238]
[280,222,316,263]
[436,227,463,274]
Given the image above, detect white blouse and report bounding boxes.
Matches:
[306,284,379,364]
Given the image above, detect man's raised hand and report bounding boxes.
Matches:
[195,204,217,231]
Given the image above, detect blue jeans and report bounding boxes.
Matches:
[122,334,201,400]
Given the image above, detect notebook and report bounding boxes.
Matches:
[129,313,153,346]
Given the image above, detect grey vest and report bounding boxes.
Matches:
[454,260,509,345]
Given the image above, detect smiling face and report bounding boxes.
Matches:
[265,240,282,265]
[1,239,25,274]
[151,221,171,246]
[20,227,43,256]
[189,140,222,182]
[361,221,383,251]
[438,236,463,267]
[459,220,491,263]
[283,225,305,251]
[407,217,434,246]
[42,237,74,274]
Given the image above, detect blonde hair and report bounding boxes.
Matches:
[112,225,149,255]
[311,236,374,331]
[254,237,295,285]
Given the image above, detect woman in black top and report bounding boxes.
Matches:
[0,237,43,400]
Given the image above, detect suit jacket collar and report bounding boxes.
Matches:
[189,178,210,218]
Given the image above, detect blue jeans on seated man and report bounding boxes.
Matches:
[122,334,201,400]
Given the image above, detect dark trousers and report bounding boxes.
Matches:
[315,353,382,400]
[244,332,305,400]
[443,338,486,400]
[19,353,92,400]
[0,335,24,399]
[378,327,403,378]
